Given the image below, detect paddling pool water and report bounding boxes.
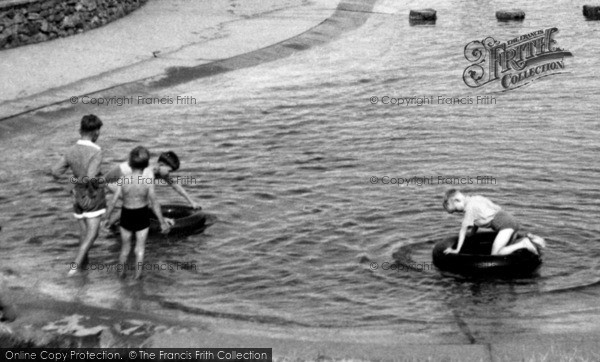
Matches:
[0,0,599,342]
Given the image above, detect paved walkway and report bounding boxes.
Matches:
[147,329,600,361]
[5,286,600,361]
[0,0,339,120]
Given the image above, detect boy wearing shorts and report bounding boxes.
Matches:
[104,146,170,279]
[442,189,545,255]
[52,115,106,276]
[103,151,200,228]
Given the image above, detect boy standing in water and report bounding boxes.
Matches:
[52,115,106,276]
[103,151,200,227]
[105,151,200,208]
[104,146,170,279]
[442,189,545,255]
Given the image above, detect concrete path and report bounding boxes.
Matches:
[6,285,600,361]
[144,328,600,361]
[0,0,339,120]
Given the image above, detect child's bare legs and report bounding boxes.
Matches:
[133,228,149,280]
[119,227,132,278]
[76,219,89,266]
[491,229,538,255]
[68,216,101,276]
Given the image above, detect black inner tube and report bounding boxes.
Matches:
[432,231,542,276]
[149,204,207,235]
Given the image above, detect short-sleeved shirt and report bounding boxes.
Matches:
[462,195,501,228]
[52,140,103,181]
[51,139,106,216]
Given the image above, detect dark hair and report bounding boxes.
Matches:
[80,114,103,133]
[442,189,459,210]
[129,146,150,171]
[158,151,180,171]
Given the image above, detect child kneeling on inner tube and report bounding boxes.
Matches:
[442,189,545,256]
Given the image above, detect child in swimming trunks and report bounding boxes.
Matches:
[104,146,170,279]
[442,189,545,256]
[105,151,200,208]
[103,151,200,227]
[52,114,106,276]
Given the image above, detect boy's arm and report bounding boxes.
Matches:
[445,223,470,254]
[165,176,201,209]
[51,155,69,179]
[104,186,122,220]
[456,223,470,252]
[445,207,474,254]
[148,183,170,233]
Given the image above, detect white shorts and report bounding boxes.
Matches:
[73,209,106,219]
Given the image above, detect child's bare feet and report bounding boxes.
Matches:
[523,238,539,255]
[527,233,546,249]
[67,269,78,277]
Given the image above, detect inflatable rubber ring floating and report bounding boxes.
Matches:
[583,5,600,20]
[149,204,207,235]
[432,231,542,276]
[409,9,437,25]
[496,9,525,21]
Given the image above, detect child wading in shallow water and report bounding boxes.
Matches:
[103,150,201,227]
[442,189,545,255]
[52,115,106,276]
[104,146,170,279]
